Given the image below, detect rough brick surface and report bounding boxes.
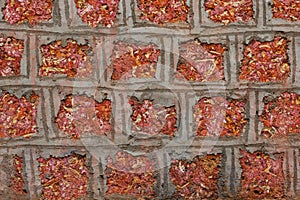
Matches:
[260,91,300,138]
[272,0,300,21]
[74,0,120,28]
[105,151,156,198]
[239,36,290,82]
[55,94,112,139]
[129,96,177,137]
[10,155,26,195]
[0,0,300,199]
[0,91,39,138]
[176,39,226,82]
[239,150,285,199]
[0,36,24,76]
[2,0,53,25]
[193,96,247,137]
[204,0,254,24]
[110,41,160,80]
[137,0,189,24]
[38,39,92,78]
[169,154,221,199]
[37,153,88,200]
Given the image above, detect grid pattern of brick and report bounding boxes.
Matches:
[0,0,300,199]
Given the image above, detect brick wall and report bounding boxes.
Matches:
[0,0,300,199]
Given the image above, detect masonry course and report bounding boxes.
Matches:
[0,0,300,199]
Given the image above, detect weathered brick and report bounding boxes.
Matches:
[74,0,120,28]
[259,91,300,138]
[37,153,89,199]
[204,0,254,24]
[239,149,285,199]
[239,36,290,83]
[137,0,189,25]
[193,96,247,137]
[105,151,156,198]
[0,90,39,139]
[0,0,299,198]
[55,94,112,139]
[66,0,125,29]
[169,154,221,199]
[129,96,177,137]
[0,154,28,198]
[2,0,53,26]
[0,36,24,77]
[176,39,226,82]
[38,39,93,79]
[101,36,165,88]
[272,0,300,21]
[110,41,160,81]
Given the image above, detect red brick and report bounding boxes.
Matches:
[272,0,300,21]
[169,154,221,199]
[110,41,160,80]
[0,154,28,198]
[137,0,189,24]
[0,91,39,138]
[37,153,88,200]
[176,39,226,82]
[10,155,26,195]
[239,36,290,82]
[193,96,247,137]
[74,0,120,28]
[38,39,92,78]
[204,0,254,24]
[239,150,285,199]
[129,96,177,137]
[105,151,156,198]
[2,0,53,26]
[55,94,112,139]
[260,91,300,138]
[0,36,24,76]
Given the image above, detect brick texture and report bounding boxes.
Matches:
[0,0,300,199]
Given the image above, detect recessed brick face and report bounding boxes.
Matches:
[55,94,112,139]
[129,96,177,136]
[169,154,221,199]
[110,41,160,80]
[260,91,300,138]
[74,0,120,28]
[0,91,39,138]
[239,150,285,199]
[37,153,88,200]
[38,39,92,78]
[10,155,26,195]
[0,0,300,199]
[272,0,300,21]
[137,0,189,24]
[2,0,53,25]
[204,0,254,24]
[176,40,226,82]
[105,151,156,198]
[0,36,24,76]
[193,97,247,137]
[239,36,290,82]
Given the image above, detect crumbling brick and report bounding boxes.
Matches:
[37,153,88,200]
[55,94,112,139]
[239,37,290,82]
[169,154,221,199]
[193,96,247,137]
[239,150,285,199]
[0,91,39,138]
[105,151,156,198]
[176,39,226,82]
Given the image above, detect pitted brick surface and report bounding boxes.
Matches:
[0,0,299,199]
